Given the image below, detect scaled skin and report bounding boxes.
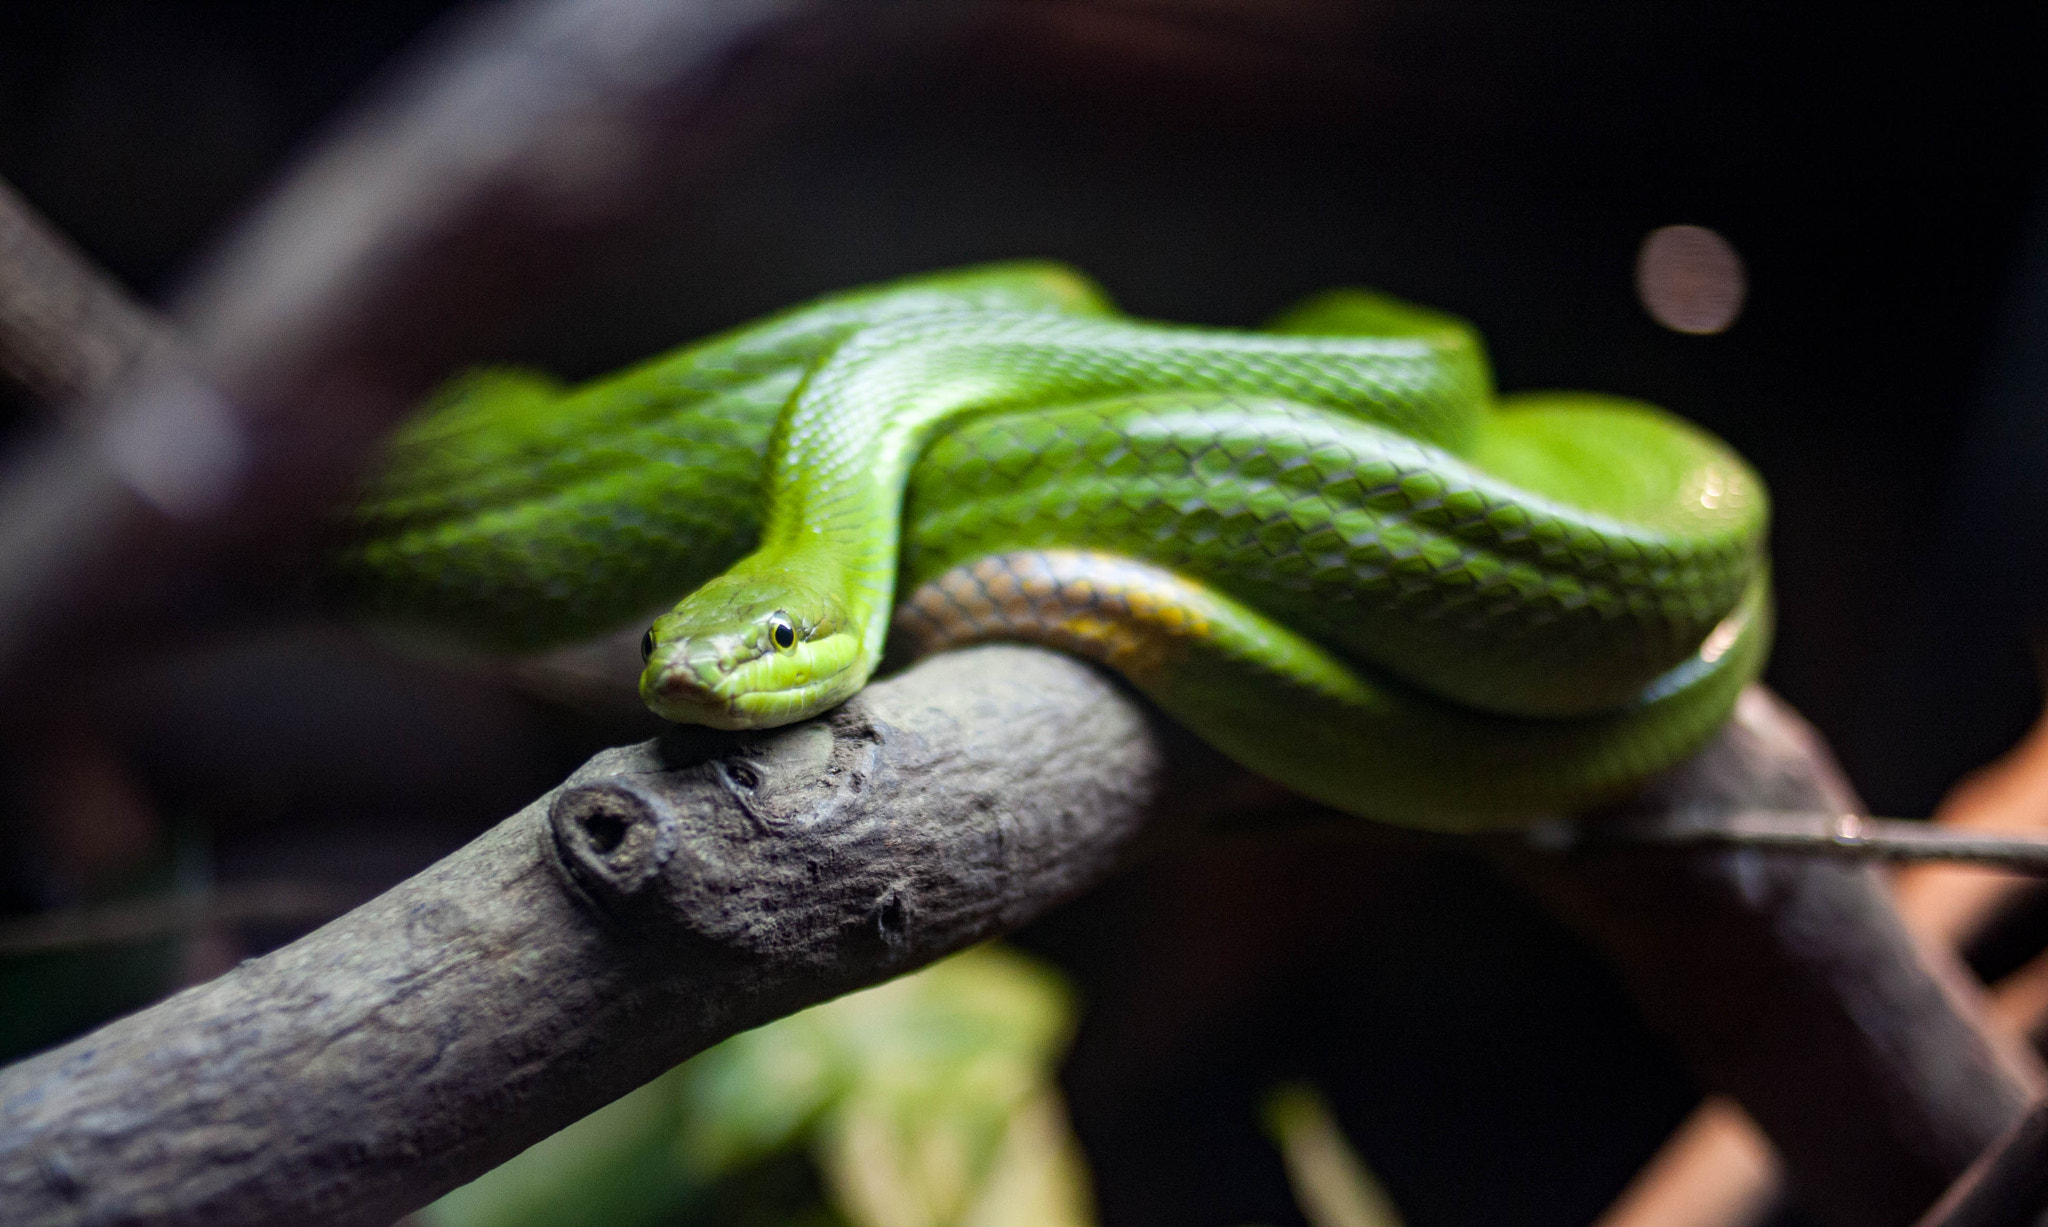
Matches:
[340,262,1771,830]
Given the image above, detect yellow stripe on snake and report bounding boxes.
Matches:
[334,262,1769,832]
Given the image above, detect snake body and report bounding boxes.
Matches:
[336,262,1769,831]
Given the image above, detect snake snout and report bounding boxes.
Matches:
[640,635,752,726]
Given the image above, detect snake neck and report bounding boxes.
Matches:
[654,307,1492,729]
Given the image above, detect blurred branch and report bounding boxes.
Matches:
[1540,808,2048,873]
[1595,698,2048,1227]
[0,179,179,417]
[0,0,969,698]
[0,880,360,957]
[0,6,2037,1226]
[1497,689,2044,1227]
[1915,1097,2048,1227]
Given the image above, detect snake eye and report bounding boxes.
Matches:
[769,614,796,651]
[640,628,656,663]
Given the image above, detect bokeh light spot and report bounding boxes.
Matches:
[1636,224,1746,335]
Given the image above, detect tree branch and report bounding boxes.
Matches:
[0,0,969,696]
[1594,703,2048,1227]
[0,675,2034,1227]
[0,645,1200,1227]
[1540,808,2048,873]
[1915,1097,2048,1227]
[1498,689,2044,1227]
[1,9,2038,1226]
[0,180,178,417]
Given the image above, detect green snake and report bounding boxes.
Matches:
[335,262,1769,832]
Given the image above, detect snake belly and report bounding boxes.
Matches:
[334,262,1770,832]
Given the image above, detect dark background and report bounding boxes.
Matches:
[4,3,2047,1225]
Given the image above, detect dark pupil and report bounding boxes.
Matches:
[640,629,655,662]
[773,622,795,649]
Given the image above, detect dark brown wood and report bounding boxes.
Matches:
[1499,689,2043,1227]
[1916,1098,2048,1227]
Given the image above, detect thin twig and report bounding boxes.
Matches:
[1914,1098,2048,1227]
[1536,809,2048,873]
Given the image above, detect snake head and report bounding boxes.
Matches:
[638,566,863,729]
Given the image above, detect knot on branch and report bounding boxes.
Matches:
[548,781,679,910]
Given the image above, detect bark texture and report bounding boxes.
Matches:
[3,678,2036,1227]
[0,6,2037,1227]
[0,646,1186,1227]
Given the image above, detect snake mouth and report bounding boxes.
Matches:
[640,640,750,728]
[640,631,866,729]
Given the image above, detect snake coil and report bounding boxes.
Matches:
[336,262,1769,831]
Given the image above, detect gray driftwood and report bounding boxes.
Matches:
[1,675,2037,1227]
[0,645,1194,1227]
